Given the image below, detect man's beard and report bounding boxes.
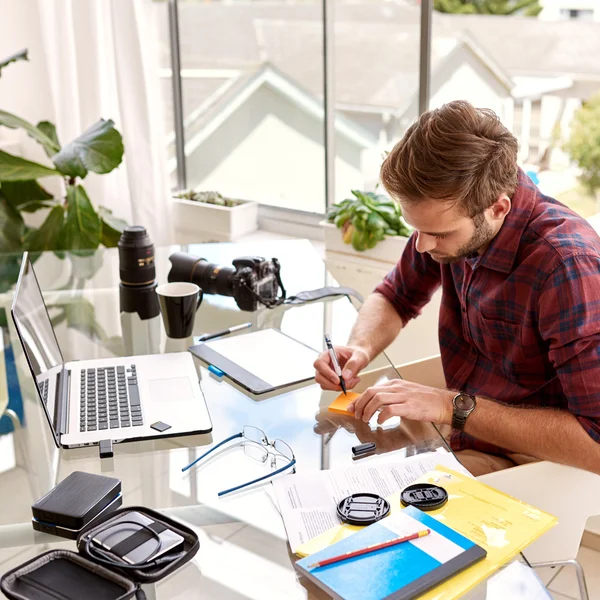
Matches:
[430,213,494,264]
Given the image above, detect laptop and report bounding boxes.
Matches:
[11,253,212,449]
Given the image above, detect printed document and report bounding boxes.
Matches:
[272,450,471,552]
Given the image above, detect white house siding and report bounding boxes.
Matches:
[394,44,512,143]
[184,84,367,213]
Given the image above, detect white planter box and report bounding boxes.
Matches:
[173,197,258,243]
[321,221,408,264]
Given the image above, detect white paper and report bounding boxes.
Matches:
[205,329,318,387]
[272,450,472,552]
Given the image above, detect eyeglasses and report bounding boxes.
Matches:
[181,425,296,496]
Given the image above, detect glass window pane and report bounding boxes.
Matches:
[168,1,326,213]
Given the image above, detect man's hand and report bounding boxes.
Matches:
[314,345,370,391]
[349,379,454,425]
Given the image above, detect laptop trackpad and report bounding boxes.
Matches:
[149,378,193,403]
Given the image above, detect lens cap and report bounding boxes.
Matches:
[337,493,390,526]
[400,483,448,511]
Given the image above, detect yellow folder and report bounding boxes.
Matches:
[296,466,557,599]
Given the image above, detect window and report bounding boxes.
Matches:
[159,0,326,214]
[560,8,594,20]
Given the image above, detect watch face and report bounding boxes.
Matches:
[455,394,475,411]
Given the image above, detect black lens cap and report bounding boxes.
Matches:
[337,493,390,526]
[400,483,448,511]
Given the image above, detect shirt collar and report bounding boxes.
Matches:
[467,168,538,274]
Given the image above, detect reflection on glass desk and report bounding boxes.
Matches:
[0,240,453,596]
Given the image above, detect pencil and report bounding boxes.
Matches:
[307,529,430,569]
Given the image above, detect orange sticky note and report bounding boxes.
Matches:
[328,392,360,415]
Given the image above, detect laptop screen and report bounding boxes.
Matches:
[11,254,65,443]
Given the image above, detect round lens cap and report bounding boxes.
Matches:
[400,484,448,511]
[337,493,390,526]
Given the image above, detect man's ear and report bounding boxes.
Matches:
[489,195,511,221]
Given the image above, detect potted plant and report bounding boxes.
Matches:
[172,190,258,242]
[0,49,127,257]
[322,190,412,262]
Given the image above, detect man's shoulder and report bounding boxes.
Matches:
[520,193,600,275]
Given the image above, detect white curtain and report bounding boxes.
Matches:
[36,0,174,245]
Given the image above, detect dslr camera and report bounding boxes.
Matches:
[168,252,285,312]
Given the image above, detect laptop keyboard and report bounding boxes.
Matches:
[39,379,49,405]
[79,365,143,432]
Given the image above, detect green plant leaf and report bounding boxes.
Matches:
[0,149,60,181]
[0,49,28,77]
[98,205,127,247]
[24,205,65,252]
[0,110,61,156]
[0,180,55,212]
[0,189,25,252]
[52,119,124,178]
[58,185,101,250]
[36,121,61,158]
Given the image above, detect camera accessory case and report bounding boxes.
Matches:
[1,507,200,599]
[0,550,143,600]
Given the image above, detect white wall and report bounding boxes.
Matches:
[185,83,367,213]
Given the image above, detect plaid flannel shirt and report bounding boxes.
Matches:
[375,169,600,455]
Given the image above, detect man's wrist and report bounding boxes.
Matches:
[347,342,373,363]
[441,390,455,426]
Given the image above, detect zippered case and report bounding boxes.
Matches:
[1,507,199,600]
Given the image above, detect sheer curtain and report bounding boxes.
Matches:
[36,0,173,245]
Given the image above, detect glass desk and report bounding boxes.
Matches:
[0,240,542,598]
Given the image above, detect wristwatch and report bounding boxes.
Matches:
[452,392,477,431]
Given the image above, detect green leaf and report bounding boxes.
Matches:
[0,110,60,156]
[52,119,124,178]
[98,206,127,247]
[36,121,61,158]
[0,180,55,212]
[0,189,25,252]
[25,205,65,252]
[0,149,60,181]
[58,185,101,250]
[0,49,28,77]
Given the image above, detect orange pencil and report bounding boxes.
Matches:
[308,529,431,569]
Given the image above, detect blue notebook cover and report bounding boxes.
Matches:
[295,505,486,600]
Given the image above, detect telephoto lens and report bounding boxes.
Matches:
[118,226,161,355]
[118,226,156,286]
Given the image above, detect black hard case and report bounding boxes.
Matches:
[1,507,200,600]
[31,471,121,530]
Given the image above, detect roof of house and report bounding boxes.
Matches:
[155,3,600,142]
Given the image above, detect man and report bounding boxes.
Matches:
[314,100,600,476]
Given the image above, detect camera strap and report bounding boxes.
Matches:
[284,286,364,306]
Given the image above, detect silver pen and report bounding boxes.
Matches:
[324,334,347,395]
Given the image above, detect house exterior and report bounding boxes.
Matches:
[156,3,600,211]
[539,0,600,21]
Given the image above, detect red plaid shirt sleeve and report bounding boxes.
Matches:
[538,254,600,441]
[374,234,441,326]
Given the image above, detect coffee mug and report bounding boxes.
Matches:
[155,282,203,339]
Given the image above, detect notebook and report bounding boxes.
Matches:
[297,467,557,600]
[296,504,486,600]
[189,328,319,394]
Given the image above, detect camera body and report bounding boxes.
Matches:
[230,257,282,311]
[168,252,284,312]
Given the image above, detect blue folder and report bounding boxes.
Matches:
[295,505,486,600]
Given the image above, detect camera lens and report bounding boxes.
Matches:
[118,226,156,286]
[192,260,235,296]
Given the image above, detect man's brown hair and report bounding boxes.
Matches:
[380,101,519,217]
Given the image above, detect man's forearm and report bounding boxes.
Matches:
[348,293,403,361]
[464,398,600,474]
